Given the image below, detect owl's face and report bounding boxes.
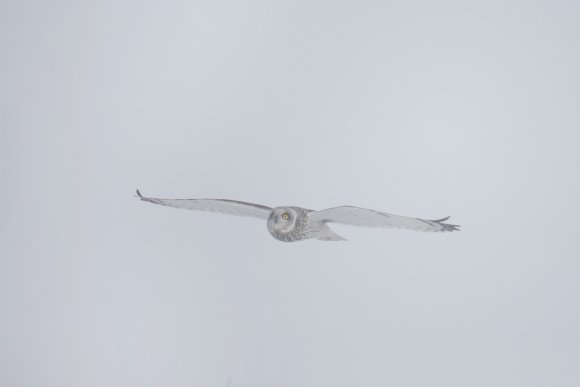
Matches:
[267,207,298,234]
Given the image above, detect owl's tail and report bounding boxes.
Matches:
[316,226,347,241]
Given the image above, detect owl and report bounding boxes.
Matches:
[136,190,460,242]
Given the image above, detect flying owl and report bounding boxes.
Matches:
[136,190,460,242]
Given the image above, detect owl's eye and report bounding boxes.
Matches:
[281,213,289,220]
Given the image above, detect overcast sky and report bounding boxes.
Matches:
[1,1,579,386]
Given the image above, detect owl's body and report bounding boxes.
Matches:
[136,190,460,242]
[266,206,346,242]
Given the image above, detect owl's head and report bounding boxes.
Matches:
[267,207,299,235]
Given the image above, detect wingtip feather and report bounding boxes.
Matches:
[430,216,461,232]
[135,189,143,199]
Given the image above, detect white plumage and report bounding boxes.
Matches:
[136,190,460,242]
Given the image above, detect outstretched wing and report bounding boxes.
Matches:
[136,189,271,219]
[308,206,460,233]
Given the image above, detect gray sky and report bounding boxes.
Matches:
[1,1,579,386]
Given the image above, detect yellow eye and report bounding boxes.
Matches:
[282,213,289,220]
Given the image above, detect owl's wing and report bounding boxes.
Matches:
[136,190,271,219]
[308,206,460,232]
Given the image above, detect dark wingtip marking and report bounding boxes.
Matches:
[136,189,143,199]
[430,216,461,232]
